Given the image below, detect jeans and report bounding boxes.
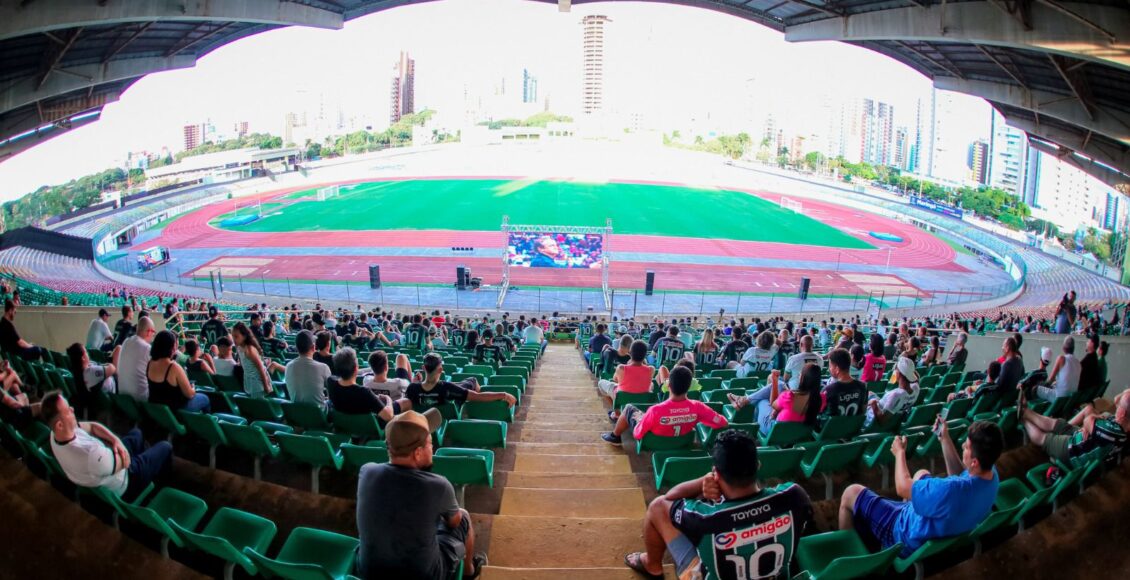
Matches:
[745,386,776,434]
[184,393,211,413]
[120,428,173,501]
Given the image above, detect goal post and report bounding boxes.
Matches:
[316,185,341,201]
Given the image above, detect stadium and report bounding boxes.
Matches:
[1,2,1130,580]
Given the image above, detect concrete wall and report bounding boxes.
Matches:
[12,306,169,353]
[965,332,1128,398]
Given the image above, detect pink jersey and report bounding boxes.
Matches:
[633,398,728,439]
[617,364,654,394]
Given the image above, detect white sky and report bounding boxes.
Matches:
[0,0,990,202]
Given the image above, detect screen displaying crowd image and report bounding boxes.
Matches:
[508,232,603,268]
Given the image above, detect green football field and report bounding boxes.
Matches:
[212,179,873,249]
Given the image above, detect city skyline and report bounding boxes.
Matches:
[0,0,1030,203]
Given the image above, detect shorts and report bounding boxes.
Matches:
[623,404,644,433]
[597,379,617,398]
[1042,420,1079,462]
[437,512,471,579]
[852,488,909,555]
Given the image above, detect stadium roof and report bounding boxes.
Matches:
[1,0,1127,192]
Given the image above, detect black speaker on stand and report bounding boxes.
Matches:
[798,277,811,300]
[645,271,655,296]
[456,265,467,290]
[368,265,381,289]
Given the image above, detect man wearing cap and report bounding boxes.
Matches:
[1019,347,1054,399]
[865,357,921,429]
[406,353,516,411]
[356,408,487,579]
[86,308,114,351]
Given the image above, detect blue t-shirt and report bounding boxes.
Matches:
[588,333,613,355]
[894,469,998,554]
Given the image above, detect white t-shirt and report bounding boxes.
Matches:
[865,382,920,426]
[523,324,544,345]
[285,356,331,407]
[116,336,151,401]
[784,352,823,389]
[86,318,113,349]
[50,428,127,495]
[738,345,778,377]
[213,356,238,377]
[83,364,116,394]
[364,374,410,399]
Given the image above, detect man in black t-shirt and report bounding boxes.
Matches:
[113,305,136,348]
[201,306,228,347]
[721,327,750,369]
[822,348,868,417]
[327,347,398,420]
[473,329,507,367]
[0,300,45,361]
[997,337,1025,408]
[406,353,516,411]
[356,408,485,579]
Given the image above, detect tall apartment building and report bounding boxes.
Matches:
[183,124,202,151]
[389,51,415,124]
[988,109,1031,197]
[581,15,611,114]
[968,139,989,185]
[234,121,249,138]
[522,69,538,104]
[893,127,910,170]
[861,98,894,166]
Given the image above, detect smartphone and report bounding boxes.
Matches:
[934,407,950,435]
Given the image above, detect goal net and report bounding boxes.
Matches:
[316,185,341,201]
[779,196,803,213]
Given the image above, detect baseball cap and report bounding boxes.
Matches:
[896,356,919,382]
[208,306,218,317]
[1040,347,1053,363]
[385,408,443,456]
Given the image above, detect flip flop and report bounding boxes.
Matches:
[624,552,664,580]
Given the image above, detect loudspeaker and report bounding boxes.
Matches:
[368,264,381,289]
[645,270,655,296]
[456,266,467,290]
[798,277,811,300]
[463,267,472,286]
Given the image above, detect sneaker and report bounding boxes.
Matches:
[601,432,620,444]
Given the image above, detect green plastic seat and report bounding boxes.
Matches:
[727,377,759,390]
[796,530,902,580]
[341,441,389,471]
[110,393,142,422]
[654,455,713,491]
[1025,460,1088,511]
[892,533,968,580]
[861,433,926,488]
[233,394,284,422]
[495,365,529,381]
[450,372,487,386]
[722,403,755,423]
[636,432,696,454]
[178,410,240,468]
[481,385,522,405]
[709,369,737,379]
[697,377,724,391]
[433,447,495,505]
[220,422,280,480]
[282,401,332,431]
[486,374,526,391]
[242,526,359,580]
[118,487,209,556]
[900,403,943,431]
[1041,395,1074,418]
[943,396,973,419]
[276,432,344,494]
[611,390,658,412]
[462,364,495,378]
[757,447,805,482]
[416,401,460,422]
[331,412,383,442]
[800,440,866,500]
[213,374,243,392]
[915,422,969,471]
[965,506,1021,557]
[142,402,187,439]
[695,422,758,449]
[759,421,814,448]
[460,400,515,423]
[441,419,507,449]
[171,506,278,579]
[703,388,746,405]
[814,414,865,444]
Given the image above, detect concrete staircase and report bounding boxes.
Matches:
[482,344,672,579]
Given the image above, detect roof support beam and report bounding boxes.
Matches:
[935,76,1129,146]
[1028,137,1130,191]
[0,89,119,140]
[0,0,344,41]
[36,27,82,90]
[784,2,1130,73]
[0,108,102,162]
[1047,54,1094,121]
[1007,116,1130,178]
[0,55,195,114]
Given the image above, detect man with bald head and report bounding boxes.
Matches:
[117,316,156,401]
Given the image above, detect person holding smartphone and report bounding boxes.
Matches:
[838,419,1003,557]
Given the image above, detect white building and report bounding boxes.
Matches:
[1027,149,1113,232]
[988,110,1032,198]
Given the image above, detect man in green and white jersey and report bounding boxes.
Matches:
[1021,388,1129,467]
[624,429,813,580]
[404,314,430,352]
